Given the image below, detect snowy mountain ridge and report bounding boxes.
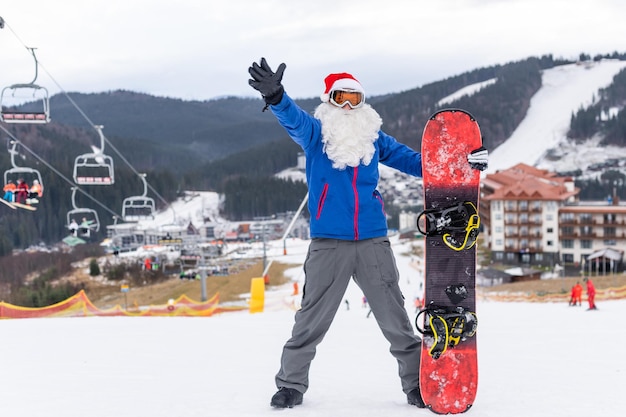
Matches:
[137,60,626,231]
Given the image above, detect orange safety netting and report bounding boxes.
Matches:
[479,284,626,303]
[0,290,246,319]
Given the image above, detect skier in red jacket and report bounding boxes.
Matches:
[569,282,583,306]
[584,278,597,310]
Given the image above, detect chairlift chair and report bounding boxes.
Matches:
[66,188,100,235]
[73,126,114,185]
[122,173,155,222]
[3,140,43,192]
[0,48,50,124]
[0,84,50,124]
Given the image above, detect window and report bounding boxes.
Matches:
[604,213,616,224]
[562,239,574,249]
[604,227,616,237]
[581,240,592,249]
[563,254,574,263]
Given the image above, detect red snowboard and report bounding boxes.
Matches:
[418,109,481,414]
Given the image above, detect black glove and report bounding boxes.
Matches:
[467,146,488,171]
[248,58,286,109]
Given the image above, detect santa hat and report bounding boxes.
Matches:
[320,72,365,103]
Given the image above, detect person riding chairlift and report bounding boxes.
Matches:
[27,179,43,204]
[15,178,29,204]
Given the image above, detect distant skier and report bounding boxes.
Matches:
[569,282,583,306]
[584,278,597,310]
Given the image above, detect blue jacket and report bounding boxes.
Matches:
[271,94,422,240]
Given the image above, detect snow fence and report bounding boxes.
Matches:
[0,290,246,319]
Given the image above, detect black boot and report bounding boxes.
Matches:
[407,387,426,408]
[270,387,303,408]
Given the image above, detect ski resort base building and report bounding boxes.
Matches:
[481,163,625,273]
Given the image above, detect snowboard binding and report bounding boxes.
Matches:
[415,303,478,359]
[416,201,480,251]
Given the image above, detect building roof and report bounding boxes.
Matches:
[559,205,626,213]
[483,163,579,201]
[587,247,623,261]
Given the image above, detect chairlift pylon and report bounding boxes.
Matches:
[73,125,115,185]
[0,47,50,124]
[122,173,155,222]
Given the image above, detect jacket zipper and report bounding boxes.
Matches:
[352,167,359,240]
[316,183,329,220]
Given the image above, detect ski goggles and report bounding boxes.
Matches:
[329,89,364,109]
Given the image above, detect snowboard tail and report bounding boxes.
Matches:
[419,109,481,414]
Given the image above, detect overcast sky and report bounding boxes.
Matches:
[1,0,625,101]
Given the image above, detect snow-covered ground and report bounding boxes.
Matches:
[488,59,626,175]
[1,237,623,417]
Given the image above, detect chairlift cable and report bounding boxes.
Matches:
[0,124,122,219]
[35,62,171,208]
[1,17,172,212]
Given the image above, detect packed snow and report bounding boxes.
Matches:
[488,59,626,174]
[1,236,624,417]
[437,78,497,107]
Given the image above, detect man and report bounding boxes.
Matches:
[569,281,583,306]
[27,179,43,204]
[585,278,597,310]
[248,58,488,409]
[3,179,16,202]
[69,218,79,236]
[15,178,29,204]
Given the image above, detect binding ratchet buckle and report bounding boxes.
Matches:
[416,303,478,359]
[417,201,480,251]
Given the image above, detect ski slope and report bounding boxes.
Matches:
[487,59,626,174]
[0,237,623,417]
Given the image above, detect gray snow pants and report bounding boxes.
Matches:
[275,236,421,394]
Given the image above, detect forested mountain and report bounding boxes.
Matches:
[3,52,626,253]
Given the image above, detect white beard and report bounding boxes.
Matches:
[314,102,383,170]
